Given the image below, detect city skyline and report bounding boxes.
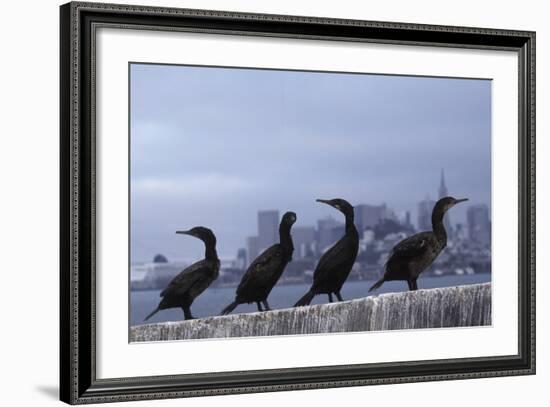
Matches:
[244,178,490,266]
[134,195,491,264]
[132,167,491,262]
[131,185,492,290]
[132,182,490,263]
[130,64,491,262]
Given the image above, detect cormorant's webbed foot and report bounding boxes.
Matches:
[328,293,334,303]
[256,301,264,312]
[262,300,271,311]
[183,306,195,320]
[407,280,419,291]
[335,292,344,302]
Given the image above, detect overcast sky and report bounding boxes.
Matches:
[130,63,491,262]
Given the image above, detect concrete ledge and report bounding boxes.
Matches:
[130,282,491,342]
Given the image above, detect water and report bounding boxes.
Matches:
[130,274,490,327]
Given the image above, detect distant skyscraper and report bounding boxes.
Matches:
[246,236,259,265]
[405,211,412,228]
[355,203,389,232]
[258,210,279,251]
[317,217,341,252]
[236,248,247,269]
[292,226,316,258]
[467,204,491,247]
[417,196,436,231]
[438,169,452,233]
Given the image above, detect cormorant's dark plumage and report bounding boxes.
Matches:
[295,199,359,306]
[369,196,468,292]
[221,212,297,314]
[144,227,220,321]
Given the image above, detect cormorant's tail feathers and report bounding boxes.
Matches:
[221,301,238,315]
[144,307,160,322]
[294,290,315,307]
[369,277,385,292]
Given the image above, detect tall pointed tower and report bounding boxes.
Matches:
[438,169,452,235]
[439,169,448,198]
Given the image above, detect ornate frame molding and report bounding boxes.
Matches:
[60,2,535,404]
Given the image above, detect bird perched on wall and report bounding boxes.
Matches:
[221,211,297,314]
[144,227,220,321]
[295,198,359,306]
[369,196,468,292]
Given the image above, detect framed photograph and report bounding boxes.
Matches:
[60,1,535,404]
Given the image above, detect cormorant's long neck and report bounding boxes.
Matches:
[279,223,294,253]
[204,241,218,261]
[431,210,447,243]
[345,213,357,235]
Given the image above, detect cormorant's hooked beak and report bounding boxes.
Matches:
[455,198,469,204]
[176,230,193,236]
[317,198,342,211]
[317,198,338,209]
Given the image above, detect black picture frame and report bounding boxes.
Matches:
[60,1,536,404]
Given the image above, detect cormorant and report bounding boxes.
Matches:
[144,227,220,321]
[369,196,468,292]
[221,211,297,314]
[295,199,359,306]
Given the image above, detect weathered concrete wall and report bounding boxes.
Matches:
[130,283,491,342]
